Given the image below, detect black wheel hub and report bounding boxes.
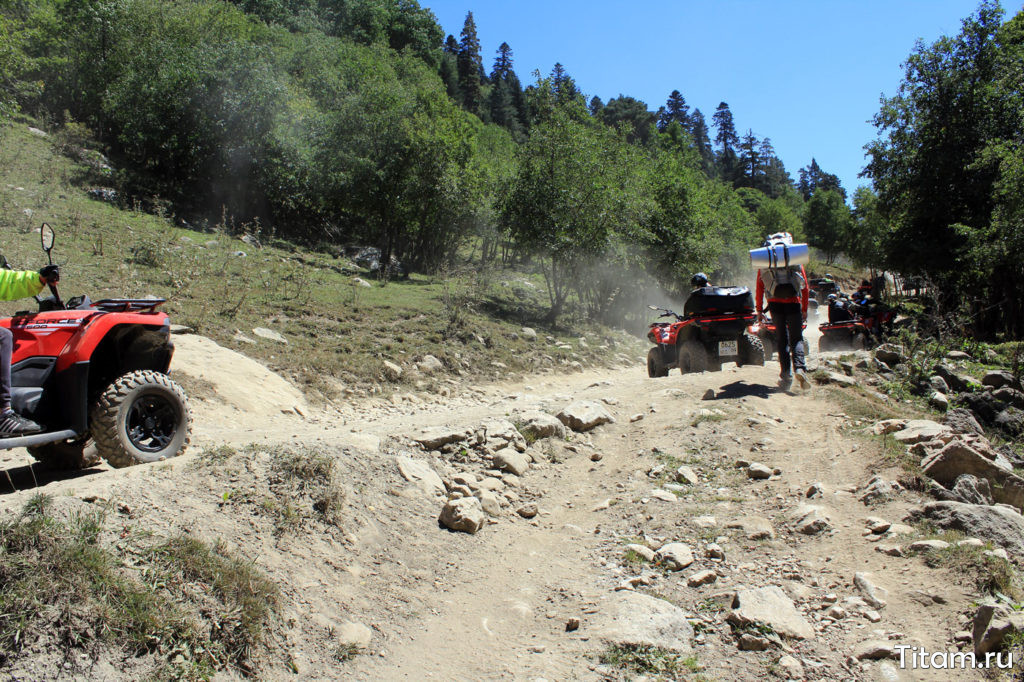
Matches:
[126,394,178,453]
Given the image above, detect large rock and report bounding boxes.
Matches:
[417,354,444,374]
[395,456,445,496]
[995,408,1024,437]
[933,364,974,393]
[974,603,1024,656]
[556,400,615,432]
[983,370,1017,390]
[726,586,814,640]
[414,426,471,450]
[944,408,984,436]
[994,387,1024,410]
[492,449,530,477]
[791,504,831,535]
[595,591,694,653]
[874,344,905,366]
[439,497,486,534]
[961,392,1004,425]
[382,360,403,381]
[654,543,694,571]
[727,516,775,540]
[951,474,995,506]
[253,326,288,344]
[921,440,1024,508]
[893,420,952,444]
[515,410,566,440]
[479,418,528,452]
[908,502,1024,553]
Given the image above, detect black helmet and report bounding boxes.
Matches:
[691,272,709,288]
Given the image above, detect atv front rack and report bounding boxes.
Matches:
[91,298,166,312]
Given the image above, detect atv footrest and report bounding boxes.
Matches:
[0,429,79,451]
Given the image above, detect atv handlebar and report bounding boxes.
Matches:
[648,305,684,321]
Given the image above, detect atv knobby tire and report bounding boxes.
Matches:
[91,370,192,468]
[852,333,869,351]
[738,334,766,367]
[647,348,668,378]
[677,340,708,374]
[818,335,834,353]
[761,336,775,361]
[28,438,101,471]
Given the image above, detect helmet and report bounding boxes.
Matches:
[827,293,838,302]
[826,273,834,280]
[691,272,709,288]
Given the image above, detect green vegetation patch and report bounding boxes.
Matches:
[0,494,278,679]
[599,644,700,676]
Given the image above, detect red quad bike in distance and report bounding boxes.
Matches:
[0,224,192,470]
[646,286,765,377]
[818,307,896,352]
[747,313,807,361]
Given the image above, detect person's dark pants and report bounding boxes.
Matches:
[0,326,11,410]
[769,301,805,375]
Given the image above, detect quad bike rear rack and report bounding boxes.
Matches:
[91,298,166,313]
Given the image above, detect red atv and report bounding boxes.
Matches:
[747,313,807,361]
[818,305,895,352]
[646,286,765,377]
[0,225,191,470]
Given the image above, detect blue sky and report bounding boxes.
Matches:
[422,0,993,196]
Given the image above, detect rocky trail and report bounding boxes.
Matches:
[0,332,1019,681]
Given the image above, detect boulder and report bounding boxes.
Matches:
[951,474,995,506]
[747,462,773,480]
[520,327,538,341]
[253,327,288,344]
[930,392,949,411]
[826,371,857,387]
[874,344,905,366]
[687,569,718,587]
[414,426,471,451]
[556,400,615,432]
[479,418,528,452]
[994,387,1024,410]
[727,516,775,540]
[982,370,1016,390]
[439,497,486,534]
[675,466,699,485]
[944,408,984,436]
[595,591,694,653]
[791,504,831,535]
[477,490,502,517]
[872,419,907,436]
[933,364,974,393]
[859,476,899,504]
[726,586,814,640]
[921,440,1024,508]
[654,543,694,571]
[395,456,445,497]
[492,450,530,477]
[853,640,894,660]
[974,603,1024,656]
[515,410,566,440]
[961,392,1004,425]
[893,420,952,445]
[995,408,1024,437]
[929,375,950,394]
[908,501,1024,553]
[417,354,444,374]
[382,360,403,381]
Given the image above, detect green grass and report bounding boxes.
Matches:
[263,445,345,534]
[599,644,700,676]
[908,534,1021,599]
[622,549,651,566]
[0,494,278,678]
[0,123,640,392]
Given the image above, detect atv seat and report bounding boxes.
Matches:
[684,286,754,317]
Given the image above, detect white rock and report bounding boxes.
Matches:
[439,497,485,534]
[654,543,694,571]
[595,591,694,653]
[252,327,288,344]
[687,570,717,587]
[556,400,615,432]
[726,586,814,639]
[336,622,373,649]
[382,360,403,381]
[395,456,445,497]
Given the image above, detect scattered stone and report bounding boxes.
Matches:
[565,617,581,632]
[853,572,887,609]
[950,474,995,506]
[439,497,485,534]
[253,327,288,344]
[934,363,975,392]
[983,370,1016,390]
[747,462,773,480]
[907,590,946,606]
[826,371,857,387]
[892,420,952,444]
[737,633,770,651]
[676,466,699,485]
[336,622,373,650]
[806,482,826,499]
[705,543,725,560]
[477,490,502,517]
[232,331,257,345]
[825,605,848,620]
[654,543,695,571]
[728,516,775,540]
[853,640,894,660]
[859,476,898,504]
[520,327,538,341]
[702,389,715,400]
[929,375,950,395]
[947,350,971,360]
[872,419,907,436]
[866,517,891,534]
[973,603,1024,656]
[629,413,644,423]
[726,586,814,640]
[875,544,903,557]
[687,570,718,587]
[650,490,677,503]
[395,456,445,497]
[556,401,615,432]
[417,354,444,374]
[921,440,1023,508]
[930,392,949,411]
[777,655,803,678]
[590,452,603,462]
[625,544,656,562]
[595,591,694,653]
[492,450,530,477]
[907,539,951,552]
[517,504,538,519]
[792,505,831,535]
[875,344,905,366]
[415,426,471,451]
[957,538,985,548]
[909,501,1024,553]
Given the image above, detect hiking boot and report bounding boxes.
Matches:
[778,372,793,390]
[0,410,42,436]
[795,369,810,389]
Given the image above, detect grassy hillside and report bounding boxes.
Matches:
[0,121,640,399]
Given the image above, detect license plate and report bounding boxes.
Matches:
[718,340,737,356]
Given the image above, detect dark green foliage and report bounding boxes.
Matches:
[657,89,689,132]
[803,189,852,264]
[600,95,657,145]
[865,1,1024,337]
[798,158,844,200]
[456,11,482,115]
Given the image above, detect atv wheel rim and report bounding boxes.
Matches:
[126,394,178,453]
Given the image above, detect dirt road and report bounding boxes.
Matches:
[0,340,980,681]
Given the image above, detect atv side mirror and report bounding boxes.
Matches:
[40,223,55,256]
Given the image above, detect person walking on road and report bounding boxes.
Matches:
[755,235,809,391]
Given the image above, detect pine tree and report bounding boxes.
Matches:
[444,34,458,55]
[457,12,482,115]
[492,42,513,80]
[689,109,716,176]
[589,96,605,117]
[657,90,689,132]
[738,129,761,186]
[712,102,739,181]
